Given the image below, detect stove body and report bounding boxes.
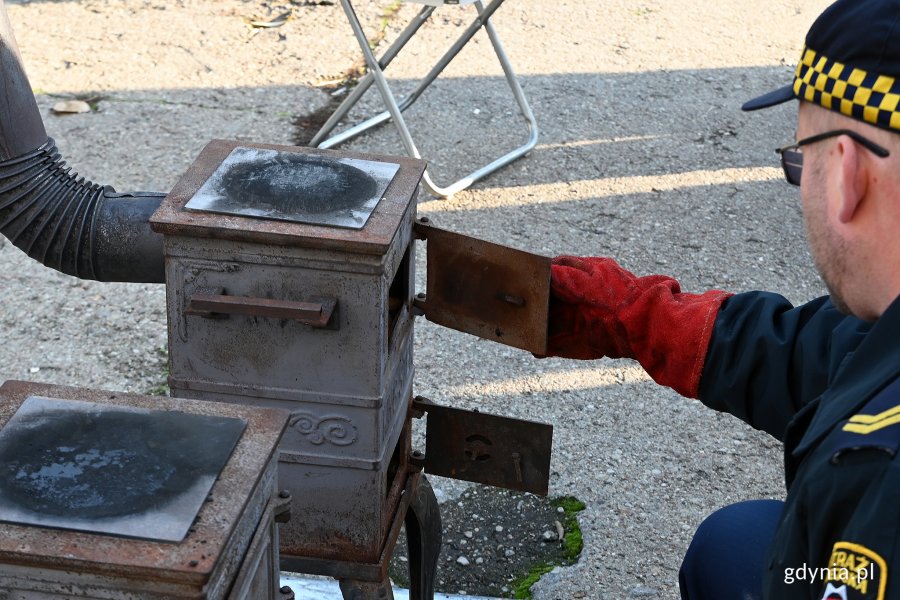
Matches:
[151,140,425,568]
[151,141,555,597]
[0,380,289,600]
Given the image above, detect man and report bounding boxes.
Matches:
[543,0,900,598]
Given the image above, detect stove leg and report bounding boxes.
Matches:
[405,475,442,600]
[339,577,395,600]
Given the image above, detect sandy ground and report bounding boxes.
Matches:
[0,0,834,598]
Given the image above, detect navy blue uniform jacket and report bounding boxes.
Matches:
[699,291,900,600]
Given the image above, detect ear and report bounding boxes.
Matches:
[835,135,867,224]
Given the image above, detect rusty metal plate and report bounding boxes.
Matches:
[415,219,551,354]
[414,397,552,496]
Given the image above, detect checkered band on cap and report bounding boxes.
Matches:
[793,47,900,132]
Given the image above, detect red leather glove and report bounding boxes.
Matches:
[543,256,732,398]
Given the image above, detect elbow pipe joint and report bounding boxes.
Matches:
[0,0,164,283]
[0,139,165,283]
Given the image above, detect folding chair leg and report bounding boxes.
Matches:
[439,1,538,195]
[314,0,538,198]
[309,5,436,148]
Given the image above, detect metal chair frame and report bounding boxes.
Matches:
[310,0,538,197]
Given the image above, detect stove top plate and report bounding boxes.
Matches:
[0,396,246,542]
[184,146,400,229]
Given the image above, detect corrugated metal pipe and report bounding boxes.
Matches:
[0,0,164,283]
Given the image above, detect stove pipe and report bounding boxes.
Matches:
[0,0,164,283]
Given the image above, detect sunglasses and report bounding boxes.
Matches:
[775,129,891,186]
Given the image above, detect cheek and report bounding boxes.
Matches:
[799,178,827,252]
[799,179,818,224]
[798,151,828,219]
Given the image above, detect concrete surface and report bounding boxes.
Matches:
[280,574,498,600]
[0,0,833,598]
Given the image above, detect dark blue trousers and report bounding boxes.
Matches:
[679,499,784,600]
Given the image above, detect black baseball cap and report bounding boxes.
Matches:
[742,0,900,133]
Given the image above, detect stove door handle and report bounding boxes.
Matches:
[186,293,338,329]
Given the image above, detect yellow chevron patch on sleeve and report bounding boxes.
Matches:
[843,404,900,434]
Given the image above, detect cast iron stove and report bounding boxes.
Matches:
[150,140,555,600]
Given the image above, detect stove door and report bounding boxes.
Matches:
[413,219,551,355]
[412,397,553,496]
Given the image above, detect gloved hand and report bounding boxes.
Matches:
[542,256,732,398]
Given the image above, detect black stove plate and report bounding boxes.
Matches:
[0,396,246,542]
[184,146,400,229]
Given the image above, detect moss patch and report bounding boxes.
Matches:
[509,496,586,599]
[389,485,586,598]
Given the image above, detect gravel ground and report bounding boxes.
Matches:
[389,486,583,598]
[1,1,833,598]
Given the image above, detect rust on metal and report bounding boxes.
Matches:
[149,139,426,256]
[412,396,553,496]
[157,139,423,572]
[413,219,551,354]
[186,293,338,329]
[279,467,422,582]
[0,380,288,588]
